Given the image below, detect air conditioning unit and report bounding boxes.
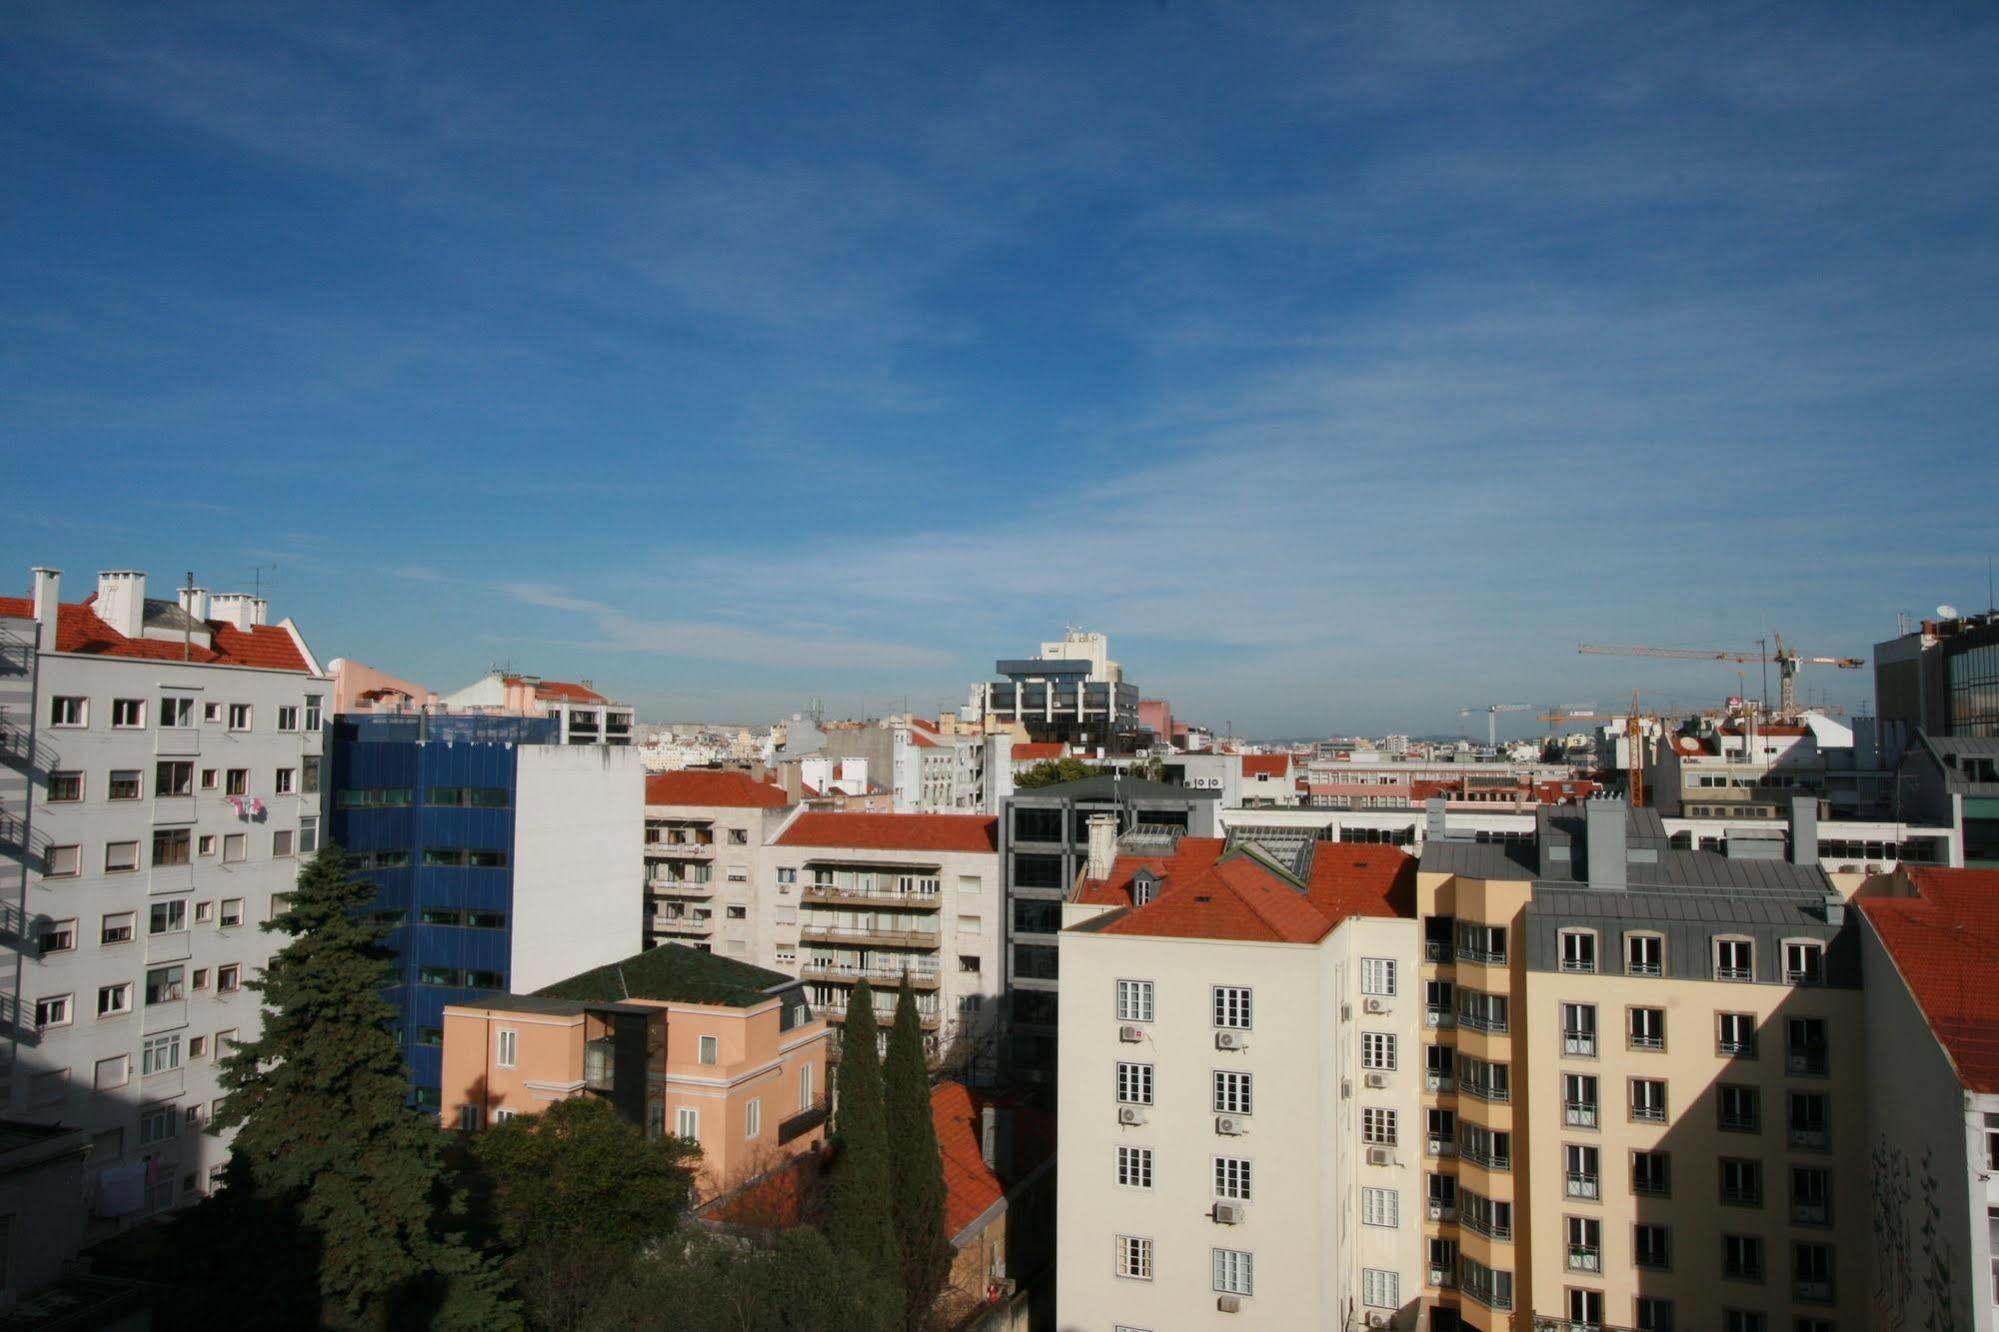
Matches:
[1366,1146,1392,1166]
[1215,1115,1247,1136]
[1117,1106,1147,1126]
[1364,997,1387,1013]
[1428,1138,1455,1157]
[1213,1202,1245,1225]
[1216,1295,1242,1314]
[1364,1071,1389,1089]
[1215,1030,1248,1051]
[1340,1003,1352,1022]
[1119,1025,1144,1043]
[1340,1078,1352,1099]
[1427,1201,1454,1221]
[1368,1314,1389,1328]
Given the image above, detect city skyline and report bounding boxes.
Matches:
[7,3,1998,735]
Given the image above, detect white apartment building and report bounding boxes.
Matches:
[642,769,793,952]
[1057,828,1423,1330]
[766,812,1003,1065]
[2,567,327,1236]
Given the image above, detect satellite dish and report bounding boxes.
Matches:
[1939,604,1961,619]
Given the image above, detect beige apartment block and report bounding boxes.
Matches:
[642,769,792,952]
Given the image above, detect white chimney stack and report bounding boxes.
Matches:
[208,594,256,631]
[178,585,210,623]
[30,567,60,653]
[1086,812,1118,882]
[249,597,269,627]
[94,570,146,639]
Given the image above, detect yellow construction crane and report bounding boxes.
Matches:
[1539,694,1656,805]
[1577,635,1863,719]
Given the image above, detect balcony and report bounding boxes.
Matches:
[800,924,941,950]
[799,962,942,990]
[1564,1173,1599,1200]
[652,914,714,936]
[801,884,941,910]
[778,1099,830,1145]
[1563,1031,1597,1057]
[1566,1246,1601,1273]
[648,842,715,860]
[820,1001,940,1031]
[1787,1047,1828,1076]
[1714,965,1753,982]
[1425,1007,1456,1029]
[1563,1102,1598,1129]
[648,878,715,897]
[1789,1126,1830,1151]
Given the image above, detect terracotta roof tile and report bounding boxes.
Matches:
[1078,840,1414,943]
[645,770,791,809]
[0,598,312,673]
[774,812,998,854]
[932,1082,1004,1237]
[1011,742,1065,760]
[1241,754,1290,778]
[1859,868,1999,1094]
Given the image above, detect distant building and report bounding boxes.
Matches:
[972,630,1141,754]
[1875,609,1999,748]
[1900,733,1999,867]
[643,769,792,952]
[441,943,829,1201]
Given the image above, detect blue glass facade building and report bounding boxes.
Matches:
[326,713,558,1105]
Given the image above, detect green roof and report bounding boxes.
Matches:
[534,942,796,1009]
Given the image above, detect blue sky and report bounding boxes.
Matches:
[5,3,1996,738]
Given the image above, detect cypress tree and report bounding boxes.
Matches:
[884,983,951,1328]
[210,845,515,1328]
[829,979,900,1295]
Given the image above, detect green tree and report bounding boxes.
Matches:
[210,845,517,1329]
[589,1227,900,1331]
[470,1095,700,1328]
[828,979,900,1300]
[1013,756,1104,789]
[884,985,951,1328]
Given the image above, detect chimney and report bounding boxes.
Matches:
[980,1103,1015,1178]
[1584,796,1628,891]
[1085,812,1117,881]
[208,594,256,631]
[177,585,210,622]
[94,570,146,639]
[1424,796,1449,842]
[249,597,268,627]
[1789,794,1819,867]
[30,567,60,653]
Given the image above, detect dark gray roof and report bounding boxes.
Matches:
[453,993,656,1018]
[1420,839,1538,879]
[1528,883,1836,929]
[537,942,797,1007]
[1011,776,1220,801]
[1917,732,1999,793]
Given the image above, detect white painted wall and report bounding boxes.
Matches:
[510,744,644,991]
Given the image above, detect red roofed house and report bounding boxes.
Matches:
[437,668,634,746]
[1057,818,1420,1329]
[929,1081,1056,1328]
[767,813,1003,1069]
[1858,866,1999,1328]
[2,567,329,1236]
[644,769,795,950]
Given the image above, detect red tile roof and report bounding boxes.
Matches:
[645,770,791,809]
[909,716,939,734]
[503,676,607,703]
[1859,869,1999,1094]
[931,1082,1056,1242]
[774,812,998,854]
[0,598,313,673]
[1076,839,1414,943]
[1241,754,1290,778]
[1012,742,1065,761]
[909,732,939,749]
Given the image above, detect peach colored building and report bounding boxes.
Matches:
[442,943,830,1200]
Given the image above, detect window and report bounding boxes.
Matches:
[1117,1145,1152,1189]
[198,834,216,857]
[109,769,141,800]
[1460,1124,1510,1170]
[727,905,747,920]
[112,698,145,728]
[1566,1290,1605,1325]
[95,1054,130,1089]
[304,695,322,730]
[1567,1215,1602,1272]
[1116,1235,1154,1281]
[1361,1107,1397,1145]
[1116,979,1155,1022]
[150,899,186,934]
[1459,1256,1513,1311]
[48,770,82,802]
[50,696,86,727]
[145,965,184,1004]
[1559,929,1597,973]
[455,1104,482,1133]
[1117,1062,1154,1105]
[223,833,246,863]
[220,898,243,927]
[1213,985,1252,1029]
[101,912,135,944]
[1628,1006,1665,1050]
[98,983,133,1017]
[156,761,193,796]
[227,703,251,730]
[218,964,240,993]
[302,756,322,794]
[1361,1267,1398,1308]
[190,1035,208,1058]
[1635,1298,1675,1332]
[276,704,301,731]
[496,1029,518,1068]
[34,994,72,1028]
[1425,979,1454,1026]
[1463,1190,1513,1240]
[299,816,319,855]
[676,1107,699,1140]
[1635,1222,1671,1269]
[1786,1017,1829,1075]
[1361,1032,1397,1070]
[192,966,210,988]
[1458,989,1507,1033]
[1426,1107,1456,1153]
[1791,1166,1832,1225]
[1721,1158,1763,1206]
[104,841,139,873]
[800,1064,814,1111]
[275,767,296,795]
[142,1033,181,1076]
[1565,1144,1600,1198]
[1362,1185,1399,1227]
[153,827,191,866]
[1563,1073,1598,1127]
[160,696,193,727]
[201,767,218,790]
[185,1103,206,1131]
[1793,1241,1834,1301]
[1360,957,1397,995]
[1632,1150,1671,1196]
[1719,1084,1760,1132]
[1455,922,1506,964]
[37,917,75,954]
[1718,1012,1757,1057]
[1462,1055,1508,1102]
[727,828,748,845]
[1562,1002,1598,1056]
[203,701,222,723]
[1631,1078,1667,1122]
[1714,937,1754,981]
[44,844,80,877]
[1723,1233,1764,1281]
[1788,1091,1830,1150]
[1215,1155,1252,1201]
[1211,1247,1253,1296]
[1784,940,1825,986]
[698,1035,719,1065]
[745,1098,761,1139]
[1214,1070,1253,1115]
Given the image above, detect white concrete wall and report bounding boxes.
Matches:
[511,744,644,991]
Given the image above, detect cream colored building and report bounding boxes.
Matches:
[642,769,792,952]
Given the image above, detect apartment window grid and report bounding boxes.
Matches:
[495,1029,517,1069]
[1360,957,1397,996]
[1462,1055,1509,1103]
[1361,1267,1399,1309]
[1630,1078,1668,1123]
[1793,1242,1834,1302]
[1117,1145,1153,1190]
[1632,1150,1671,1197]
[1719,1084,1761,1132]
[1564,1073,1599,1128]
[1715,937,1755,982]
[1567,1289,1606,1327]
[1116,1235,1153,1281]
[1455,922,1506,965]
[1362,1107,1397,1146]
[1718,1011,1758,1058]
[1791,1165,1833,1225]
[1117,1062,1154,1105]
[1559,929,1597,973]
[1789,1091,1831,1150]
[1424,979,1454,1027]
[1460,1124,1510,1170]
[675,1107,698,1140]
[1635,1222,1671,1269]
[1458,988,1507,1033]
[1634,1296,1675,1331]
[1361,1185,1398,1228]
[1784,940,1825,986]
[1117,979,1155,1023]
[1565,1143,1600,1199]
[1211,1247,1253,1297]
[1787,1016,1830,1075]
[1721,1158,1764,1207]
[1214,1155,1251,1201]
[1723,1233,1765,1281]
[1461,1190,1511,1240]
[1628,1005,1666,1051]
[1562,1001,1598,1056]
[1567,1216,1602,1272]
[1213,1070,1252,1116]
[1212,986,1252,1029]
[1360,1031,1397,1070]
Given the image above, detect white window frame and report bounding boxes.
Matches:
[1213,1069,1252,1115]
[745,1098,761,1139]
[1116,1234,1153,1281]
[1211,1247,1253,1296]
[1361,1266,1399,1308]
[1117,1061,1154,1105]
[1117,1144,1153,1189]
[1116,979,1155,1023]
[50,696,87,728]
[1214,1155,1252,1201]
[1362,1185,1399,1227]
[1361,1031,1398,1070]
[495,1028,518,1068]
[1213,985,1252,1029]
[111,698,146,729]
[675,1106,699,1140]
[1360,957,1397,996]
[1362,1107,1397,1145]
[698,1034,719,1065]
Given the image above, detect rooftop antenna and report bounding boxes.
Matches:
[616,964,630,999]
[250,562,277,600]
[181,570,195,662]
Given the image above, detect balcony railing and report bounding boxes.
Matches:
[820,1002,940,1030]
[1563,1031,1597,1057]
[1714,965,1753,982]
[777,1099,830,1144]
[1459,1013,1507,1035]
[1463,1081,1509,1104]
[1565,1173,1599,1200]
[648,843,714,859]
[649,879,715,896]
[1787,1047,1828,1075]
[800,924,941,949]
[1628,1033,1665,1051]
[1425,1007,1456,1029]
[799,963,942,989]
[1457,946,1506,966]
[1566,1246,1601,1273]
[1563,1102,1598,1128]
[801,885,941,909]
[1789,1126,1830,1150]
[652,915,714,935]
